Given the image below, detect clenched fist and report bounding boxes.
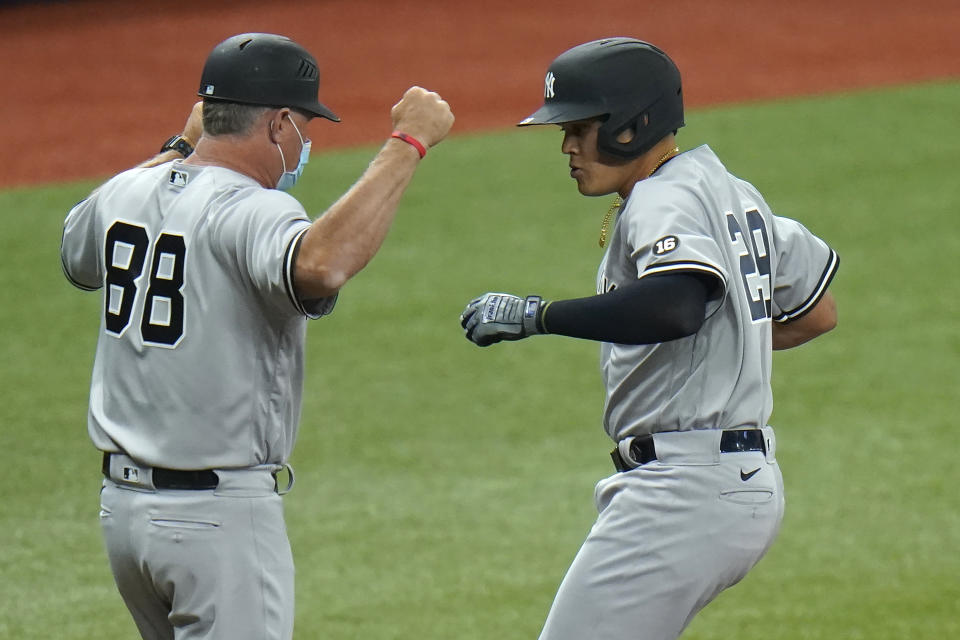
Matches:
[391,86,454,150]
[460,292,545,347]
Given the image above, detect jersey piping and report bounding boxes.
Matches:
[641,260,726,292]
[60,227,100,291]
[61,259,100,291]
[774,248,839,323]
[283,228,309,316]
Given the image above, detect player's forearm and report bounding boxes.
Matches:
[772,290,837,350]
[294,140,422,298]
[542,274,709,344]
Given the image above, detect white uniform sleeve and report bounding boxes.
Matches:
[210,189,337,318]
[283,227,338,319]
[770,215,839,322]
[61,192,103,291]
[623,188,728,297]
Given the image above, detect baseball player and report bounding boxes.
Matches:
[60,33,453,640]
[460,38,839,639]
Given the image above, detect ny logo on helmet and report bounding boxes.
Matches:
[544,71,556,99]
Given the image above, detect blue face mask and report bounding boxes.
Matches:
[275,115,311,191]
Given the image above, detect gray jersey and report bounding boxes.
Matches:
[598,145,838,440]
[61,161,335,469]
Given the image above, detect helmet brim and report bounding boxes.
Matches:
[517,102,605,127]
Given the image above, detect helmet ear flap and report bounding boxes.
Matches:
[596,82,685,159]
[597,111,654,159]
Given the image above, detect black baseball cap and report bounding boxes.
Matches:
[198,33,340,122]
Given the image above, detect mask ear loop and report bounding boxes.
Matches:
[273,112,308,188]
[271,117,290,177]
[286,113,306,148]
[279,114,307,163]
[275,139,289,178]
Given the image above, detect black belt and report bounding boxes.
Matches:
[610,429,766,472]
[102,452,219,490]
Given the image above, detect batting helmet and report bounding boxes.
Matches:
[519,38,683,158]
[198,33,340,122]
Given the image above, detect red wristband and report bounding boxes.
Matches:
[391,131,427,158]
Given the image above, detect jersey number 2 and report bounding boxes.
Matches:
[726,210,771,322]
[104,221,186,347]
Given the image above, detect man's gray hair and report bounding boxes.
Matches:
[202,100,271,136]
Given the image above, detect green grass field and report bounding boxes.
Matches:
[1,80,957,638]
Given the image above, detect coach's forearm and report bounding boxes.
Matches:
[136,149,188,169]
[294,140,423,298]
[137,103,204,169]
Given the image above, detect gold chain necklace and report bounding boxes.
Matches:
[599,146,680,248]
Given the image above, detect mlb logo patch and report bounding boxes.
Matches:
[203,84,215,95]
[169,170,189,187]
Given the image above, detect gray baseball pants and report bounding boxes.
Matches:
[99,460,294,640]
[538,428,784,640]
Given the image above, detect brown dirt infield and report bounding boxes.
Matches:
[1,0,958,188]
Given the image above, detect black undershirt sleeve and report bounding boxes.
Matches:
[540,272,715,345]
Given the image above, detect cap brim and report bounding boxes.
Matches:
[306,101,340,122]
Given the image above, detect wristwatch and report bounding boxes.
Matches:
[159,134,195,157]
